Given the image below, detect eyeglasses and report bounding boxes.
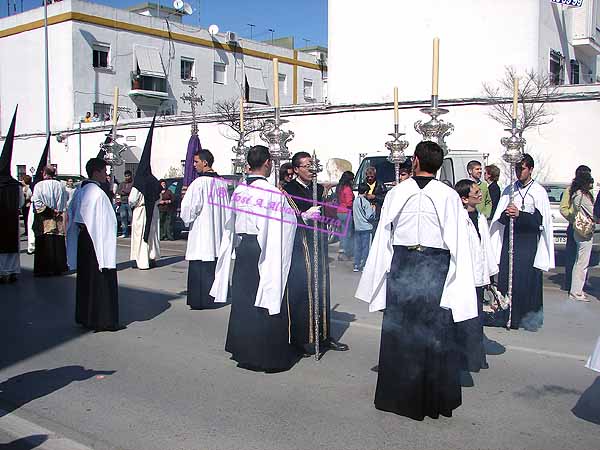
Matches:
[296,164,312,169]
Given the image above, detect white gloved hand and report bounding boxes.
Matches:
[301,205,322,220]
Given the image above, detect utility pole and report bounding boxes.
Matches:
[268,28,275,44]
[302,38,311,48]
[43,0,51,160]
[247,23,255,40]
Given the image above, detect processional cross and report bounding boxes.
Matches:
[180,84,205,135]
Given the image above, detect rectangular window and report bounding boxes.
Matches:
[93,44,110,69]
[181,58,195,81]
[214,62,226,84]
[549,49,564,86]
[278,73,287,95]
[570,59,580,84]
[93,102,112,120]
[303,79,314,99]
[17,165,26,181]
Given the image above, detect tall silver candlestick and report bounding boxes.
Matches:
[260,107,294,184]
[309,149,323,361]
[414,95,454,155]
[386,124,409,184]
[501,119,526,329]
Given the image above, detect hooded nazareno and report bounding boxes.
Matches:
[0,107,20,253]
[132,115,161,243]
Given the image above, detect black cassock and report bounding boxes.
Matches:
[375,245,461,420]
[225,234,297,371]
[32,208,68,276]
[187,260,217,309]
[283,180,331,353]
[497,210,543,330]
[75,226,119,331]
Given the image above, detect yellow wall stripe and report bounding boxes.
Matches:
[0,11,327,71]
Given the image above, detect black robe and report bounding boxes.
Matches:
[283,180,331,352]
[225,234,298,371]
[497,209,544,330]
[75,225,119,331]
[187,260,218,309]
[32,207,68,276]
[0,183,20,255]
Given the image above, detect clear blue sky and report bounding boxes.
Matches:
[4,0,328,47]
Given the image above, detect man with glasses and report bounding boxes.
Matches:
[283,151,349,356]
[279,162,295,189]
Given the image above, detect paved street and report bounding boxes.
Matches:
[0,236,599,450]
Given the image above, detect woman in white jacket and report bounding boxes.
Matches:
[455,179,499,372]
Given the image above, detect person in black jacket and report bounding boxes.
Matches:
[358,166,387,234]
[485,164,501,219]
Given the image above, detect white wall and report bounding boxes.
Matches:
[6,88,599,185]
[328,0,541,104]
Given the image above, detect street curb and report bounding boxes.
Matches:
[0,409,93,450]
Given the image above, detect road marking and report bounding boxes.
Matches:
[331,319,588,361]
[0,409,93,450]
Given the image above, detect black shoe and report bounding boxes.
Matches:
[323,339,349,351]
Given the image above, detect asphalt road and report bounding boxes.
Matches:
[0,236,599,450]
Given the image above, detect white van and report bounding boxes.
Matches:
[352,149,489,190]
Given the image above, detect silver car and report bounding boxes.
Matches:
[542,182,599,257]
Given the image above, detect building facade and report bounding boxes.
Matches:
[0,0,327,136]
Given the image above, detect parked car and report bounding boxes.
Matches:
[541,182,600,257]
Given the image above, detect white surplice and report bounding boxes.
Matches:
[210,177,297,315]
[31,179,67,213]
[0,188,24,275]
[489,180,555,272]
[128,187,160,269]
[66,181,117,270]
[464,209,499,287]
[180,175,231,262]
[586,336,600,372]
[355,177,478,322]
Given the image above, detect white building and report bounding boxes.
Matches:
[0,0,598,184]
[328,0,600,104]
[0,0,326,154]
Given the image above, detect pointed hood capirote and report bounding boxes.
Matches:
[32,136,50,191]
[0,106,19,189]
[132,114,161,243]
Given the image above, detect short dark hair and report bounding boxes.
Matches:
[485,164,500,182]
[575,165,591,177]
[85,158,107,178]
[520,153,534,169]
[279,162,293,182]
[455,179,476,199]
[291,151,311,168]
[467,160,482,172]
[159,179,166,184]
[196,149,214,167]
[22,175,32,184]
[358,183,369,195]
[124,170,132,176]
[43,166,56,178]
[414,141,444,174]
[399,157,412,173]
[247,145,271,170]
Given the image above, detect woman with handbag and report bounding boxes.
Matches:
[569,171,596,302]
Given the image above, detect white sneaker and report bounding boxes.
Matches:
[353,266,359,272]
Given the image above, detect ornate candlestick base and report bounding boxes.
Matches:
[414,96,454,156]
[386,124,409,184]
[232,132,250,179]
[260,108,294,183]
